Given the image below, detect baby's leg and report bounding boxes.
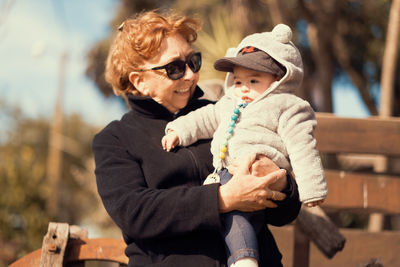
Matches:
[219,168,259,267]
[223,211,259,266]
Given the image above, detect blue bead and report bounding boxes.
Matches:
[231,114,238,121]
[230,122,235,127]
[228,127,234,134]
[234,108,240,114]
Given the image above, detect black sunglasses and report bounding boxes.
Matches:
[136,52,202,80]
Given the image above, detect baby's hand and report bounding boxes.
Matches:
[161,130,179,152]
[305,199,324,207]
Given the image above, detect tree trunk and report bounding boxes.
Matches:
[266,0,285,25]
[46,52,67,217]
[370,0,400,232]
[379,0,400,119]
[306,23,334,113]
[230,0,254,36]
[333,23,378,115]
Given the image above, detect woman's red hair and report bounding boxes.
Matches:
[105,10,201,96]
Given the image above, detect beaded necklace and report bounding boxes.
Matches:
[204,102,248,185]
[218,102,248,161]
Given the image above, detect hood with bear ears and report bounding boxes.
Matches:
[222,24,304,103]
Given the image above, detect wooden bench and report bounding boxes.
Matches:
[272,112,400,267]
[9,222,128,267]
[10,112,400,266]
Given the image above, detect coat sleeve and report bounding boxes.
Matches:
[265,172,301,226]
[166,100,223,146]
[92,128,223,241]
[277,100,328,203]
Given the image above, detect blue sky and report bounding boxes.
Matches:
[0,0,369,133]
[0,0,125,128]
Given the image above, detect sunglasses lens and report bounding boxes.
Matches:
[162,52,202,80]
[188,53,202,73]
[165,60,186,80]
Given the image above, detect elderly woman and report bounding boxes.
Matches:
[92,10,301,267]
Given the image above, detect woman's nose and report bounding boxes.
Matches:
[183,64,196,80]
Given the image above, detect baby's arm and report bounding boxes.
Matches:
[162,130,180,152]
[164,99,224,147]
[278,99,328,206]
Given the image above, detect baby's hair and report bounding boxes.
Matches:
[105,10,201,96]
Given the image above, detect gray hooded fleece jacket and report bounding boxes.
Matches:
[166,24,327,203]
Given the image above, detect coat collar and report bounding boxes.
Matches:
[127,86,204,120]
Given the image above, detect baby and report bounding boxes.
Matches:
[162,24,327,267]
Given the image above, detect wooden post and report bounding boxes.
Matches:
[371,0,400,232]
[293,222,310,267]
[296,206,346,258]
[40,222,69,267]
[66,225,88,267]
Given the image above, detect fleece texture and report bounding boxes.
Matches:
[166,24,327,203]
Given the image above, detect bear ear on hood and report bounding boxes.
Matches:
[272,24,292,44]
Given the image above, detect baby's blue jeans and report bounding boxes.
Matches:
[219,168,263,266]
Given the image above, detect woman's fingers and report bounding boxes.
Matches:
[220,157,288,212]
[227,161,239,175]
[236,154,257,175]
[262,169,286,187]
[263,200,278,209]
[269,190,286,201]
[250,154,280,176]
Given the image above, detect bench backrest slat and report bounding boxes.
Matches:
[314,113,400,214]
[315,113,400,156]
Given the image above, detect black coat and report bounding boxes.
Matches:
[92,87,301,266]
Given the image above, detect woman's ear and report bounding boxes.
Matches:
[129,72,149,96]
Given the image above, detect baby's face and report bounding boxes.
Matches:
[233,66,279,103]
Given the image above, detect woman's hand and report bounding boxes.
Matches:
[219,154,287,213]
[228,154,287,191]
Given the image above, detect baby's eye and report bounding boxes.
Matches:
[234,81,242,86]
[250,79,259,84]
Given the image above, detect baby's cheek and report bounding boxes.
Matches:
[233,87,242,98]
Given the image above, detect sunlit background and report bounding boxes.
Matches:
[0,0,372,131]
[0,0,125,129]
[1,0,398,265]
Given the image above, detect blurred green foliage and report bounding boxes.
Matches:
[0,101,116,265]
[85,0,400,116]
[3,0,399,265]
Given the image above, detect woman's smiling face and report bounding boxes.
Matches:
[131,34,200,113]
